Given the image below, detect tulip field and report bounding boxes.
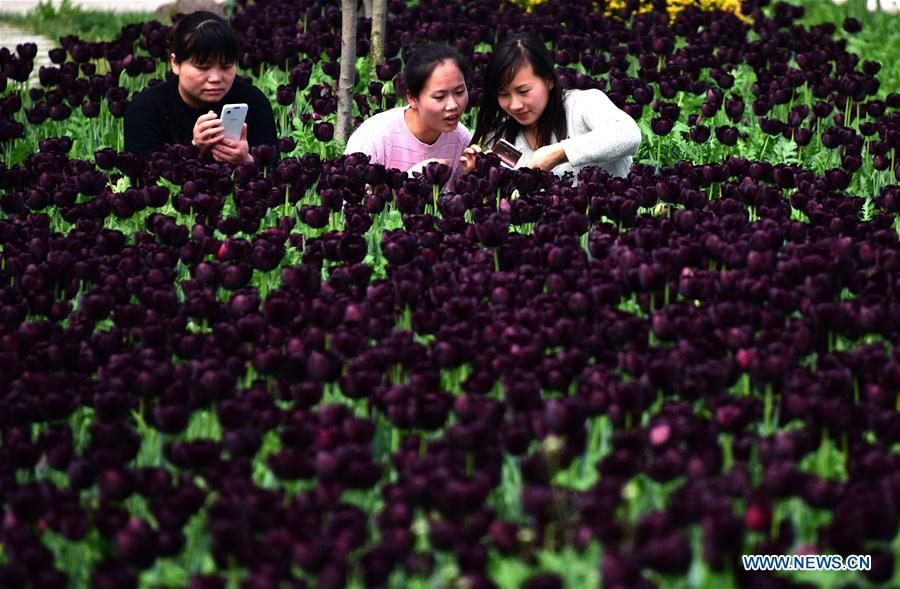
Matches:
[1,0,899,587]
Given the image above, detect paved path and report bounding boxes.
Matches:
[0,1,174,66]
[1,0,225,82]
[0,21,53,79]
[1,0,175,14]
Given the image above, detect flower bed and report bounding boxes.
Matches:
[1,1,899,587]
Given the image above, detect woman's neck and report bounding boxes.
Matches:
[404,108,440,145]
[523,125,540,150]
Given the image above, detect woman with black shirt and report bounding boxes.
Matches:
[124,11,277,164]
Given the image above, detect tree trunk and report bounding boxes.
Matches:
[336,0,358,146]
[362,0,372,18]
[371,0,387,67]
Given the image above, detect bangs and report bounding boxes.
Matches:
[494,46,530,93]
[497,61,521,93]
[173,17,240,65]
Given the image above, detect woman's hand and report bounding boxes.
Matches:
[459,145,482,173]
[192,111,225,151]
[525,143,567,170]
[210,123,252,165]
[408,157,449,176]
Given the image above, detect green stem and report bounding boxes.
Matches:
[763,383,773,436]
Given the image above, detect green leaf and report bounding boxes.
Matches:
[383,209,403,231]
[772,138,801,165]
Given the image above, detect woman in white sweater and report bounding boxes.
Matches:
[464,32,641,178]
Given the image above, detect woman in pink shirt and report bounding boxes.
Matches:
[344,44,471,183]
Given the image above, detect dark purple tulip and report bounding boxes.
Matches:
[9,483,48,521]
[17,42,38,60]
[650,117,674,136]
[522,573,563,589]
[81,100,100,117]
[700,101,719,118]
[474,214,509,248]
[314,122,334,142]
[99,468,135,501]
[38,66,59,86]
[299,205,330,228]
[152,404,189,433]
[842,18,862,33]
[108,100,128,117]
[758,117,783,136]
[825,168,851,190]
[690,125,710,143]
[632,86,653,105]
[752,99,771,116]
[49,103,72,121]
[114,516,158,568]
[724,97,744,122]
[49,48,67,64]
[866,100,885,117]
[715,126,738,146]
[250,144,278,167]
[423,161,452,186]
[812,101,833,118]
[276,84,295,106]
[338,232,368,264]
[623,103,643,119]
[290,66,311,90]
[278,136,296,153]
[793,127,812,146]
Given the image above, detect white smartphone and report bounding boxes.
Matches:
[493,138,522,168]
[220,103,248,141]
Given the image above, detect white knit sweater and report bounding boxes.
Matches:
[502,88,642,179]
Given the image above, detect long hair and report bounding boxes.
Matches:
[471,32,567,149]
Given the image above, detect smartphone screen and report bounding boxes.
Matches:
[493,139,522,168]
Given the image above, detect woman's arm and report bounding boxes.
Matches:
[245,86,278,149]
[558,88,642,167]
[123,96,166,160]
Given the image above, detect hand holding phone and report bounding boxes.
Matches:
[493,138,522,168]
[220,103,248,141]
[192,112,222,146]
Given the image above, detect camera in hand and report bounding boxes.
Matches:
[493,139,522,168]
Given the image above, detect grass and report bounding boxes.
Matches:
[0,0,154,44]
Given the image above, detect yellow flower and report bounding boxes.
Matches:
[510,0,749,21]
[601,0,750,21]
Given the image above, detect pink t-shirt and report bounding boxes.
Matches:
[344,107,471,179]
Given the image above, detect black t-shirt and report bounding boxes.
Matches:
[124,75,278,160]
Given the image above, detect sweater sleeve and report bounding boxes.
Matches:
[245,86,278,149]
[558,89,642,168]
[344,118,388,166]
[123,90,166,160]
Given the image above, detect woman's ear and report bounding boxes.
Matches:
[407,93,418,109]
[170,53,180,76]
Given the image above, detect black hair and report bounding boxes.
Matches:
[471,32,567,149]
[402,44,470,99]
[170,11,240,66]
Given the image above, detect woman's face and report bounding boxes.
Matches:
[171,54,236,108]
[407,59,468,139]
[497,62,553,130]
